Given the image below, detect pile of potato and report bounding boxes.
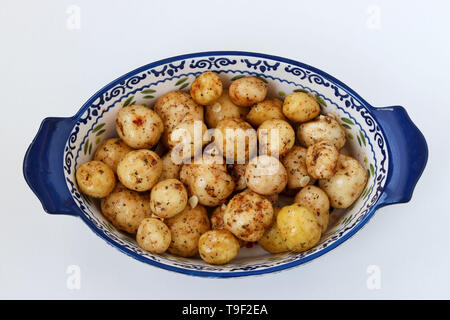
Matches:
[76,71,368,265]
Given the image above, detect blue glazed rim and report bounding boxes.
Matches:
[24,51,429,277]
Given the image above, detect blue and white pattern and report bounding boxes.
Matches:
[62,52,390,277]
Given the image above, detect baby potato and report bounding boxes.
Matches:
[150,179,188,218]
[318,154,368,209]
[257,119,295,157]
[211,205,247,247]
[180,163,235,206]
[228,76,268,107]
[258,207,289,254]
[215,118,257,163]
[244,155,287,195]
[277,203,322,252]
[198,230,240,265]
[190,71,223,105]
[116,105,164,149]
[136,218,171,254]
[166,205,210,257]
[94,138,133,173]
[262,193,279,205]
[294,185,330,233]
[228,164,247,191]
[246,98,286,127]
[76,160,116,198]
[101,183,150,234]
[205,89,248,128]
[168,118,208,160]
[306,141,339,179]
[224,190,273,242]
[117,150,162,192]
[281,146,315,190]
[154,91,204,145]
[282,92,320,123]
[159,152,182,181]
[297,115,346,149]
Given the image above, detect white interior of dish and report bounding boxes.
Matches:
[63,55,388,273]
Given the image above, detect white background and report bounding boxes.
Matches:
[1,0,449,299]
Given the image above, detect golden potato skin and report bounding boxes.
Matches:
[282,92,321,123]
[205,89,248,128]
[94,138,133,173]
[294,186,330,233]
[136,218,171,253]
[244,155,287,195]
[281,146,315,190]
[190,72,223,105]
[150,179,188,218]
[228,76,268,107]
[116,105,164,149]
[224,190,274,242]
[76,160,116,198]
[318,154,368,209]
[258,207,289,253]
[246,98,286,127]
[257,119,295,157]
[198,230,240,265]
[166,205,210,257]
[159,152,182,181]
[101,183,150,234]
[117,150,162,192]
[306,141,339,179]
[297,115,346,149]
[168,118,208,160]
[215,118,257,163]
[180,163,235,207]
[277,203,322,252]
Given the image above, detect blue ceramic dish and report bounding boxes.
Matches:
[23,51,428,277]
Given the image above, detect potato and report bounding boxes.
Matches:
[168,118,208,160]
[277,203,321,252]
[228,164,247,191]
[190,71,223,105]
[205,89,248,128]
[101,183,150,234]
[210,205,247,247]
[318,154,368,208]
[136,218,171,253]
[224,190,273,242]
[244,155,287,195]
[281,146,315,190]
[117,150,162,192]
[258,207,289,253]
[294,186,330,233]
[180,162,235,206]
[215,118,257,163]
[150,179,188,218]
[199,230,240,265]
[297,115,346,149]
[228,76,268,107]
[154,91,204,145]
[159,152,182,181]
[76,160,116,198]
[257,119,295,157]
[166,205,210,257]
[282,92,320,123]
[115,105,164,149]
[262,193,279,205]
[94,138,133,173]
[246,98,286,127]
[306,141,339,179]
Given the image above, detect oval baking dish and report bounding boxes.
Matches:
[23,51,428,277]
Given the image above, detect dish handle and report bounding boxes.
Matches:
[371,106,428,208]
[23,117,80,216]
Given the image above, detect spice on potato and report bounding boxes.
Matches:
[306,141,339,179]
[282,92,321,123]
[136,218,171,254]
[244,155,287,195]
[246,98,286,127]
[228,76,268,107]
[281,146,315,190]
[190,71,223,105]
[198,230,240,265]
[76,160,116,198]
[258,207,289,254]
[94,138,133,173]
[150,179,188,218]
[294,185,330,233]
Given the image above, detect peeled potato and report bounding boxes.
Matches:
[277,203,322,252]
[198,230,240,265]
[76,160,116,198]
